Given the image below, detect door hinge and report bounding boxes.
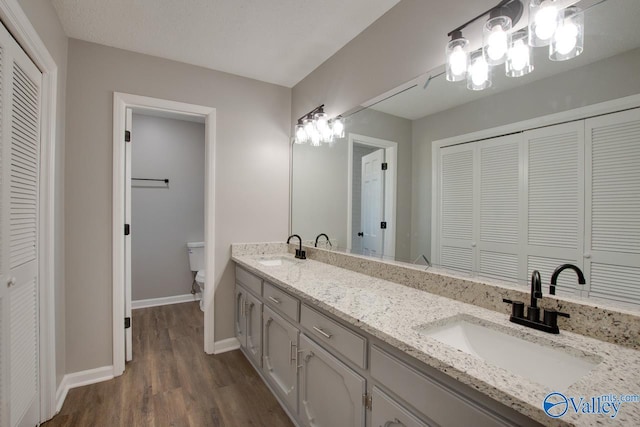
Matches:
[381,162,388,170]
[380,221,387,229]
[363,392,372,410]
[125,317,131,329]
[125,130,131,142]
[124,224,130,235]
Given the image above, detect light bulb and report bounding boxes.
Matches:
[468,52,491,90]
[487,25,508,61]
[555,22,578,55]
[449,45,467,76]
[294,124,307,144]
[534,3,558,41]
[509,39,528,71]
[471,59,489,86]
[332,117,344,138]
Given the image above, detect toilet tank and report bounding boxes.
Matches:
[187,242,205,272]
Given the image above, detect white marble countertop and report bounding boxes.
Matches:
[232,251,640,427]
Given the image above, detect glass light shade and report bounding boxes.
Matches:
[446,36,469,82]
[483,16,512,66]
[550,6,583,61]
[303,118,320,146]
[467,51,492,91]
[331,117,345,138]
[529,0,560,47]
[314,112,333,143]
[294,123,307,144]
[506,30,534,77]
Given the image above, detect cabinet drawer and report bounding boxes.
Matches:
[235,266,262,296]
[371,387,431,427]
[300,304,367,369]
[263,281,299,322]
[370,346,512,427]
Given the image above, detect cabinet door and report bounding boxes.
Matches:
[263,306,298,412]
[244,291,262,368]
[371,387,430,427]
[235,285,247,348]
[298,334,365,427]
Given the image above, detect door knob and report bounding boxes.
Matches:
[357,232,364,237]
[7,277,16,288]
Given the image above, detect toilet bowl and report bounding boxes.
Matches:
[195,270,205,311]
[187,242,205,311]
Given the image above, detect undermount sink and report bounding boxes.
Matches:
[417,315,601,390]
[256,256,294,267]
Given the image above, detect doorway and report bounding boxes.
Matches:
[112,93,216,376]
[346,133,397,259]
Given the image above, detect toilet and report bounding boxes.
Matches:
[187,242,205,311]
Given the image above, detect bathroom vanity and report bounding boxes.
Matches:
[231,244,640,427]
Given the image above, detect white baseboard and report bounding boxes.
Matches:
[55,365,114,413]
[132,293,200,309]
[213,337,240,354]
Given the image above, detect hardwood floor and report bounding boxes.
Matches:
[44,302,294,427]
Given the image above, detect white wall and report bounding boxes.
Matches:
[65,39,290,373]
[17,0,68,388]
[131,114,205,301]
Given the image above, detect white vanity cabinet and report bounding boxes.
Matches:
[263,305,300,413]
[234,265,542,427]
[371,387,431,427]
[235,284,262,367]
[298,334,366,427]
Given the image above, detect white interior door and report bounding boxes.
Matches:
[124,108,132,362]
[361,149,385,256]
[0,20,42,427]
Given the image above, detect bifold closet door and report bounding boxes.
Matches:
[585,108,640,304]
[0,20,43,427]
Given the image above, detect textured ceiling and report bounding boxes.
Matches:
[51,0,400,87]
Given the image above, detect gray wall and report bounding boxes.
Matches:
[65,39,290,372]
[131,114,205,301]
[18,0,68,387]
[292,108,412,260]
[291,0,497,120]
[411,48,640,261]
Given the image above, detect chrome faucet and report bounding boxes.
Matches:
[314,233,332,248]
[502,270,570,334]
[286,234,306,259]
[550,264,585,295]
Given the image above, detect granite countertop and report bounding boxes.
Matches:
[232,251,640,427]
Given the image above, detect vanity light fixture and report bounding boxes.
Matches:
[445,0,584,91]
[293,105,344,146]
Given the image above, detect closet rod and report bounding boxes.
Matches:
[132,178,169,184]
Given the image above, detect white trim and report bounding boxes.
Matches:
[55,366,114,413]
[113,93,216,376]
[132,293,201,310]
[0,0,59,421]
[213,337,241,354]
[346,133,397,257]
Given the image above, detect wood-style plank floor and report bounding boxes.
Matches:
[44,302,294,427]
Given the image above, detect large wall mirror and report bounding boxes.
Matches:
[292,0,640,304]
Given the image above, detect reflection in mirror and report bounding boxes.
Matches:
[291,0,640,305]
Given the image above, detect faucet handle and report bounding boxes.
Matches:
[503,299,525,318]
[543,308,570,330]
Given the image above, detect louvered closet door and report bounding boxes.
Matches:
[585,108,640,304]
[476,134,522,282]
[0,21,42,427]
[524,122,584,294]
[439,144,475,272]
